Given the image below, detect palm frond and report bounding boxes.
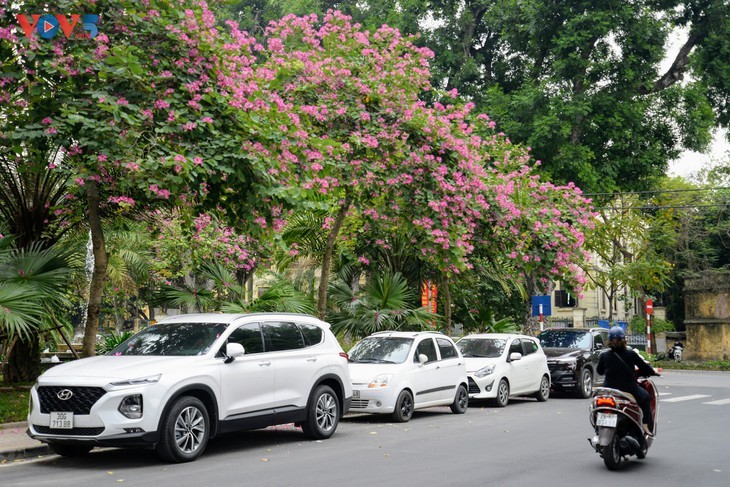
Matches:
[0,284,44,340]
[152,283,216,313]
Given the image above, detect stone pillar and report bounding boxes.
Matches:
[683,272,730,361]
[572,308,586,328]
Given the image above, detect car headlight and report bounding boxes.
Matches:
[556,360,577,371]
[475,364,496,378]
[110,374,161,386]
[368,374,393,388]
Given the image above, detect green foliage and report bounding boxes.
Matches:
[628,314,675,335]
[0,384,32,424]
[222,279,316,314]
[96,330,134,355]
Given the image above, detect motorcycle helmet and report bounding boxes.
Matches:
[608,326,626,341]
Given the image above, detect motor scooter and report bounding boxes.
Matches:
[668,343,683,362]
[588,375,658,470]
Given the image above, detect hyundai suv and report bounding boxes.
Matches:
[537,327,608,398]
[27,313,352,462]
[347,331,469,422]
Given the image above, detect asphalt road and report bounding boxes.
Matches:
[2,370,728,487]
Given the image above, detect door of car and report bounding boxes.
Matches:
[409,337,446,407]
[263,321,322,410]
[435,337,464,401]
[218,322,276,419]
[517,338,546,393]
[506,338,532,393]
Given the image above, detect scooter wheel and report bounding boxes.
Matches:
[602,434,623,471]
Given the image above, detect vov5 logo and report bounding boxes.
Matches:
[16,14,100,39]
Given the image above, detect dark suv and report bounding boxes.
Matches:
[536,327,608,398]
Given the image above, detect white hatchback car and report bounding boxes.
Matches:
[455,333,551,407]
[27,313,352,462]
[347,331,469,422]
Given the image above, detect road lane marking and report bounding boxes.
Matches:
[703,398,730,405]
[658,392,672,396]
[660,394,712,402]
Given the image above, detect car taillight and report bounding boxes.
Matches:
[596,396,616,407]
[339,352,349,361]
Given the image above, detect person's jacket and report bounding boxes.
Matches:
[596,347,657,394]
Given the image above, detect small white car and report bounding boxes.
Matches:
[455,333,551,407]
[347,331,469,422]
[27,313,352,462]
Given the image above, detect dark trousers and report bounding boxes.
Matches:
[635,386,653,429]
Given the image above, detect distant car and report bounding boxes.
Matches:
[455,334,551,407]
[347,331,469,422]
[28,313,352,462]
[537,327,608,398]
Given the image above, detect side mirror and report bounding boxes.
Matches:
[509,352,522,362]
[224,342,245,363]
[418,353,429,365]
[595,342,604,350]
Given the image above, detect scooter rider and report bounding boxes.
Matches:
[597,326,659,436]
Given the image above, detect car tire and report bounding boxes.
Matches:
[50,443,93,457]
[301,385,340,439]
[576,368,593,399]
[155,396,210,463]
[533,375,550,402]
[450,384,468,414]
[493,379,510,407]
[391,389,415,423]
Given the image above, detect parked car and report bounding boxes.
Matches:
[27,313,352,462]
[455,333,551,407]
[537,327,609,398]
[347,331,469,422]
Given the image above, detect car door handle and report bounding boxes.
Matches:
[306,357,317,362]
[258,361,272,367]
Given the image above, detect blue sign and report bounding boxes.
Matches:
[531,295,551,317]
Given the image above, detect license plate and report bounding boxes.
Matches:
[596,412,617,427]
[50,412,73,429]
[352,389,360,399]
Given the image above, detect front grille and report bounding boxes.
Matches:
[350,399,370,409]
[33,425,105,436]
[467,377,480,394]
[38,386,107,415]
[547,363,557,372]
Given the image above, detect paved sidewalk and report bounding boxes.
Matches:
[0,422,51,463]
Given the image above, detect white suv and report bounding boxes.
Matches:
[347,331,468,422]
[28,313,352,462]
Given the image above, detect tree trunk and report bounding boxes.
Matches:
[82,180,108,358]
[2,334,41,383]
[316,196,351,319]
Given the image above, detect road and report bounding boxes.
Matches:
[2,370,728,487]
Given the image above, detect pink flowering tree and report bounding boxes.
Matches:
[253,12,595,320]
[1,0,290,356]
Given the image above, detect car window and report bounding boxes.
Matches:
[457,338,506,358]
[349,337,413,363]
[299,323,323,346]
[508,339,522,356]
[111,322,228,356]
[227,323,264,354]
[522,339,539,355]
[262,322,305,351]
[436,337,458,359]
[414,337,438,363]
[538,330,592,349]
[593,333,604,349]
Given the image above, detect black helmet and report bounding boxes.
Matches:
[608,326,626,341]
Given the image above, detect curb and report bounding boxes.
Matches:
[0,444,52,463]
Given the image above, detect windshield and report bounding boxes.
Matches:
[456,338,506,358]
[110,322,228,356]
[348,337,414,364]
[538,330,591,349]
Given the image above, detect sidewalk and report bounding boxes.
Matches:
[0,422,51,463]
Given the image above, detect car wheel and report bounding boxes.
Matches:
[50,443,93,457]
[302,385,340,439]
[533,375,550,402]
[576,368,593,399]
[156,396,210,463]
[493,379,510,407]
[391,389,414,422]
[602,433,623,470]
[450,385,468,414]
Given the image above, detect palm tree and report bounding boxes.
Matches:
[0,237,75,382]
[327,269,438,339]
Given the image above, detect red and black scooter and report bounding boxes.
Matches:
[588,375,659,470]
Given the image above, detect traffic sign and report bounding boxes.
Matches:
[646,299,654,315]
